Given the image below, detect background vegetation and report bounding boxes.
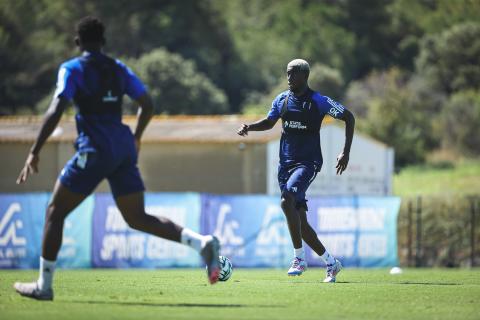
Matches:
[1,0,479,167]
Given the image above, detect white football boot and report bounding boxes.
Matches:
[323,259,342,283]
[14,282,53,301]
[287,257,307,276]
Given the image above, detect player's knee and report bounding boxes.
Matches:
[123,212,147,231]
[45,203,67,223]
[280,192,295,212]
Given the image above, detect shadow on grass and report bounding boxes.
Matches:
[67,300,282,308]
[335,281,461,286]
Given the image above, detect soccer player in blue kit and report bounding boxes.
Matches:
[14,16,221,300]
[237,59,355,282]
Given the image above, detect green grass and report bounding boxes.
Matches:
[1,268,479,320]
[393,160,480,197]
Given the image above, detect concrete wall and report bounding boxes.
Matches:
[0,141,268,194]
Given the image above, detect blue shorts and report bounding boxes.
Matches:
[278,162,319,211]
[59,149,145,197]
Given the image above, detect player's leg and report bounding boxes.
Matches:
[279,164,316,276]
[109,157,220,284]
[114,191,220,284]
[298,207,342,283]
[14,180,88,300]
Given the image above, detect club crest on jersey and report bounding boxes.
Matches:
[102,90,119,103]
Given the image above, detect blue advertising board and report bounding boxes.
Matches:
[0,193,93,269]
[1,193,400,269]
[92,193,201,268]
[306,197,401,267]
[201,194,293,267]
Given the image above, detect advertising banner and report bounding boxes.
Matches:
[92,193,201,268]
[201,194,293,267]
[306,197,401,267]
[0,193,93,269]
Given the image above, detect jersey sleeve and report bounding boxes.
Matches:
[117,60,147,100]
[53,64,76,100]
[315,94,348,119]
[267,94,283,121]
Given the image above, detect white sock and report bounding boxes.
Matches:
[181,228,210,252]
[294,247,305,260]
[320,250,336,265]
[37,257,55,291]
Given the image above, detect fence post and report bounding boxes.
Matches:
[471,197,477,267]
[415,196,422,267]
[407,200,413,267]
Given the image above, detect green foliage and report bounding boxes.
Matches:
[416,22,480,94]
[308,64,344,100]
[346,69,439,167]
[397,195,478,267]
[442,90,480,155]
[126,49,228,115]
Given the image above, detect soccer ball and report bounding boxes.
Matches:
[218,255,233,281]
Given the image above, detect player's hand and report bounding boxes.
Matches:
[237,124,249,137]
[16,153,39,184]
[336,152,349,175]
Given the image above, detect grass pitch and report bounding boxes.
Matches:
[1,268,479,320]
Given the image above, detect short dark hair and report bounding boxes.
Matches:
[76,16,105,43]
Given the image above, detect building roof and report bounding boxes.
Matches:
[0,115,307,144]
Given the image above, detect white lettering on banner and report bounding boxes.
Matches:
[105,206,128,231]
[256,205,289,245]
[146,237,188,259]
[100,234,145,260]
[105,205,187,232]
[101,204,190,261]
[0,203,26,246]
[317,207,356,231]
[317,207,386,231]
[358,235,387,257]
[214,204,244,246]
[318,234,355,257]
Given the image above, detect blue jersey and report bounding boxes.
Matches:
[267,89,347,167]
[54,51,147,154]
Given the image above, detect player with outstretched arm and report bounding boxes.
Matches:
[237,59,355,282]
[14,16,221,301]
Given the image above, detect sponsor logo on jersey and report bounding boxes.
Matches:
[284,120,307,130]
[326,97,345,118]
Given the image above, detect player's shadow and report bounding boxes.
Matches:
[67,300,281,309]
[335,281,461,286]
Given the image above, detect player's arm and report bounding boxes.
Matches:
[335,108,355,175]
[17,96,69,184]
[237,117,278,136]
[132,93,154,153]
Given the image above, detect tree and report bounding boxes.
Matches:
[416,22,480,95]
[347,68,439,167]
[308,64,344,100]
[442,90,480,156]
[127,49,228,115]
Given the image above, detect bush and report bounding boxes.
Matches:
[346,68,439,167]
[126,48,228,115]
[442,90,480,156]
[397,195,479,267]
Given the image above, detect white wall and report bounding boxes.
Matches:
[267,124,394,196]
